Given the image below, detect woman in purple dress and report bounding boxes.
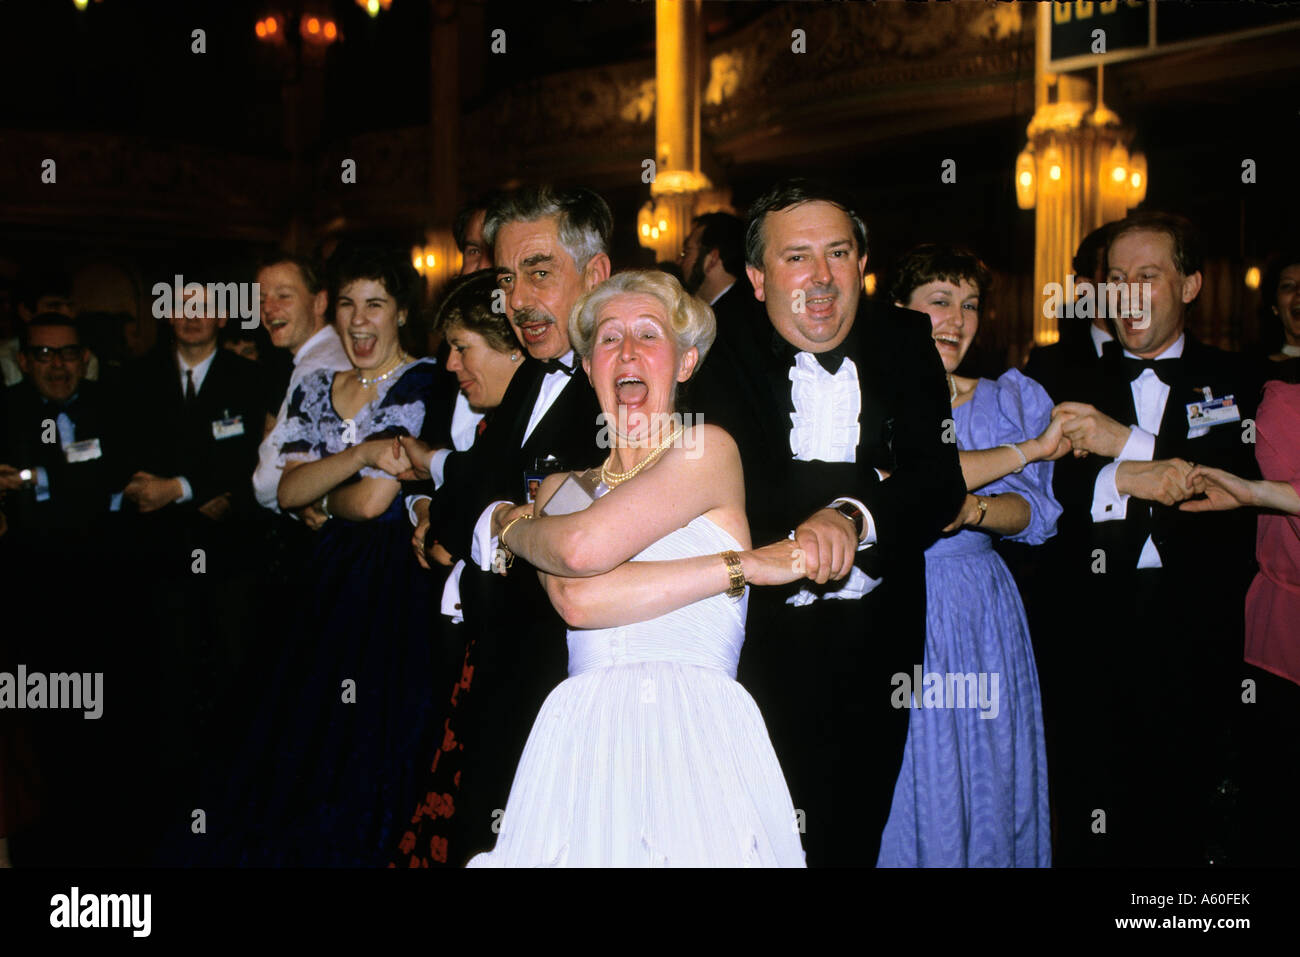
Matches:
[877,245,1073,867]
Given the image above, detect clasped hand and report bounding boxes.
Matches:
[792,508,859,585]
[123,472,182,513]
[1052,402,1129,459]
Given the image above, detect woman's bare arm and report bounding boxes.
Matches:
[501,424,742,577]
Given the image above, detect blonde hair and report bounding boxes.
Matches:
[568,270,716,373]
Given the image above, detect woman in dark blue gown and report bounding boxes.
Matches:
[215,245,442,866]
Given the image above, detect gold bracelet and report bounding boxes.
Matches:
[498,513,533,568]
[720,550,746,599]
[974,496,989,526]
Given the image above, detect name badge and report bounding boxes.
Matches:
[1186,395,1239,429]
[525,455,566,503]
[212,416,245,440]
[64,438,103,463]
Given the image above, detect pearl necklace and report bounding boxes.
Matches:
[600,426,683,490]
[356,353,409,389]
[947,373,958,404]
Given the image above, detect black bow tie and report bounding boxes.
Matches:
[1122,355,1182,386]
[772,329,850,375]
[542,356,575,376]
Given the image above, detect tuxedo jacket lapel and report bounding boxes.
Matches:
[520,370,600,469]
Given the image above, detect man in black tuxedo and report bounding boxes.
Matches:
[0,314,128,560]
[723,179,966,866]
[1047,211,1263,865]
[1023,221,1118,403]
[0,313,136,865]
[117,283,268,823]
[408,186,609,860]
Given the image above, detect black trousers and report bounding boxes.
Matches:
[1047,566,1249,866]
[738,581,923,867]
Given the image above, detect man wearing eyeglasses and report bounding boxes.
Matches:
[0,313,125,550]
[1,312,138,866]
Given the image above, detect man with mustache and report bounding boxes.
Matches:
[401,185,608,862]
[718,178,966,866]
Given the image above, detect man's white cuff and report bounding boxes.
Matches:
[1091,461,1129,523]
[1117,426,1156,463]
[471,500,512,571]
[406,494,432,528]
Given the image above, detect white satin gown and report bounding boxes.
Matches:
[467,515,806,867]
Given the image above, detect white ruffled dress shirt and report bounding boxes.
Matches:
[785,351,882,606]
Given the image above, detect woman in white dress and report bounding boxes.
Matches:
[471,269,807,867]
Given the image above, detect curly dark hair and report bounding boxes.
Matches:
[888,244,992,307]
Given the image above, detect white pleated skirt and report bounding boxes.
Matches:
[467,661,806,868]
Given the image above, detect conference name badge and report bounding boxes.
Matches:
[63,438,103,463]
[212,415,245,440]
[1186,388,1239,430]
[525,454,566,503]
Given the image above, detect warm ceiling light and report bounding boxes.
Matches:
[640,224,650,238]
[73,0,90,9]
[267,17,277,34]
[324,21,337,40]
[1127,152,1148,204]
[1042,143,1065,188]
[255,21,267,37]
[1111,165,1127,183]
[863,273,877,297]
[307,17,320,34]
[657,219,668,232]
[1014,149,1036,210]
[1245,266,1262,290]
[425,254,436,269]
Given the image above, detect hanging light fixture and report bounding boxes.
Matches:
[1106,142,1129,197]
[1014,148,1036,209]
[255,14,285,42]
[1127,152,1148,205]
[301,14,340,46]
[1042,142,1065,190]
[411,246,437,275]
[637,201,672,251]
[357,0,393,17]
